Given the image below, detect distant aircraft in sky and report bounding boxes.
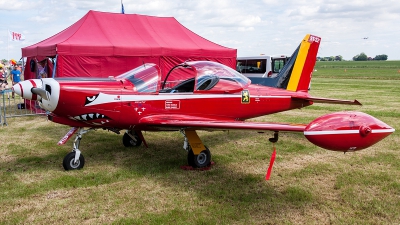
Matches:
[363,37,369,39]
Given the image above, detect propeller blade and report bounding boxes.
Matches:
[31,87,49,100]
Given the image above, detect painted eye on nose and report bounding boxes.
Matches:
[85,94,99,105]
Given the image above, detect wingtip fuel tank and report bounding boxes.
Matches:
[304,111,394,152]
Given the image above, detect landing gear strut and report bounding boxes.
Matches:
[181,129,211,168]
[62,128,94,171]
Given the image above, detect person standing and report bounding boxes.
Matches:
[11,66,21,98]
[0,66,10,98]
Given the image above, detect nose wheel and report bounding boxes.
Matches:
[62,127,92,171]
[63,151,85,170]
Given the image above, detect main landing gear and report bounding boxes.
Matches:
[122,130,143,147]
[181,129,212,168]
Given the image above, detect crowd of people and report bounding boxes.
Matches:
[0,64,22,99]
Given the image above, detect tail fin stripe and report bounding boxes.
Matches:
[255,34,320,92]
[287,34,311,92]
[297,41,320,91]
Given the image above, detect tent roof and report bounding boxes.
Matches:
[22,10,236,58]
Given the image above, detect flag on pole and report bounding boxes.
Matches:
[121,0,125,14]
[9,30,25,41]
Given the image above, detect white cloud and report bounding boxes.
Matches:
[0,0,37,11]
[238,27,254,32]
[28,16,51,22]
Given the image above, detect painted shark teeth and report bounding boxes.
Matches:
[71,113,108,121]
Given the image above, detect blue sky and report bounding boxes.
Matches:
[1,0,399,61]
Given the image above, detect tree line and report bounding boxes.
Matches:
[352,53,388,61]
[317,53,388,61]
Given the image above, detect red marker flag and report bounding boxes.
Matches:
[9,30,26,41]
[265,146,276,180]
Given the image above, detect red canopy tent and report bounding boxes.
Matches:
[22,10,236,80]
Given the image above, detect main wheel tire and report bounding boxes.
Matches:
[188,147,211,168]
[122,132,142,147]
[187,147,196,167]
[63,152,85,170]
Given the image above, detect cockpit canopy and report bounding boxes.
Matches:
[116,63,161,93]
[116,61,251,94]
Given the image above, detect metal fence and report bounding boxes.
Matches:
[1,89,46,126]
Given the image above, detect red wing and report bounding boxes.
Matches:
[139,115,306,132]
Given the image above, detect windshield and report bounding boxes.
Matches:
[186,61,250,91]
[116,63,161,93]
[161,61,250,94]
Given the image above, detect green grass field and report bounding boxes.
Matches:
[0,61,399,224]
[314,60,400,79]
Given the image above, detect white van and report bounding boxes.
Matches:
[236,55,289,78]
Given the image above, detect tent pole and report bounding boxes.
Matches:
[52,55,58,78]
[7,29,9,61]
[22,57,25,73]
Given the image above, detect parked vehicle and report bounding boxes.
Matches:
[236,55,290,78]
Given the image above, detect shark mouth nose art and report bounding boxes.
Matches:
[70,113,110,125]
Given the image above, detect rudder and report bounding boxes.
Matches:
[275,34,321,92]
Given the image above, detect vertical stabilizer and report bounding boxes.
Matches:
[275,34,321,92]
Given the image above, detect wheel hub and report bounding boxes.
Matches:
[70,159,80,168]
[197,152,207,164]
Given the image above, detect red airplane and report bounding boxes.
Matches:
[13,34,394,171]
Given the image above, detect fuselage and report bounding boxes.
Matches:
[47,78,312,130]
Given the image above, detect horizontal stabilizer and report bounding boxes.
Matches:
[294,97,362,105]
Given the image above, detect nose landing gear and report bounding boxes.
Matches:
[62,128,94,170]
